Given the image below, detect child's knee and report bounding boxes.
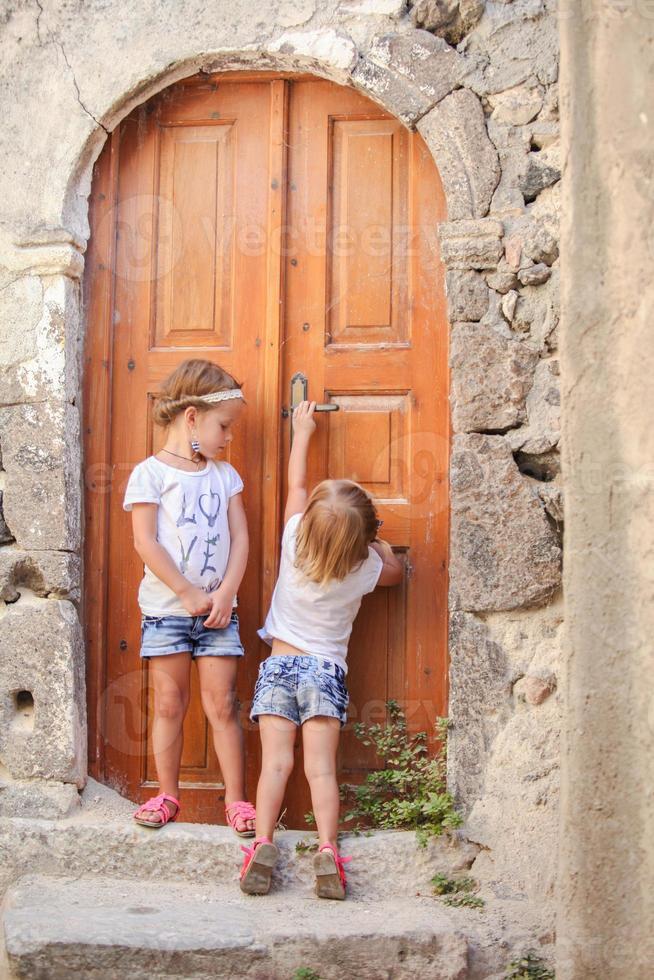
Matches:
[201,688,237,725]
[304,759,336,783]
[154,691,188,720]
[263,754,294,780]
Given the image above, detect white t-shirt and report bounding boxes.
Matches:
[122,456,244,616]
[257,512,384,673]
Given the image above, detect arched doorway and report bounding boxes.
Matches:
[83,70,449,826]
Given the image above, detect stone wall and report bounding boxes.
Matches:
[0,0,562,905]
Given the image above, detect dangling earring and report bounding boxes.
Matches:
[191,431,201,454]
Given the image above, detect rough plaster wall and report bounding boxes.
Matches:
[0,0,563,910]
[557,3,654,976]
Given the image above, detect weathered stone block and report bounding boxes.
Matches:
[351,58,434,125]
[485,258,519,294]
[0,275,81,405]
[0,547,81,602]
[0,777,80,818]
[506,358,560,455]
[409,0,485,45]
[418,90,501,219]
[447,610,514,810]
[438,218,504,269]
[269,29,358,74]
[518,262,552,286]
[450,321,539,432]
[511,266,560,351]
[361,30,466,111]
[521,220,559,265]
[0,598,86,786]
[529,120,560,151]
[519,152,560,203]
[504,233,523,271]
[460,0,558,96]
[536,483,563,524]
[445,269,489,322]
[501,288,518,322]
[0,275,42,375]
[487,81,544,126]
[449,432,562,610]
[487,118,532,213]
[0,400,80,551]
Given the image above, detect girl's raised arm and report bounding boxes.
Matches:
[283,400,316,526]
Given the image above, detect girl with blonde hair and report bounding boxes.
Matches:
[122,358,256,836]
[240,401,403,899]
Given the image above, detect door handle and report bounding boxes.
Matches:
[283,371,339,447]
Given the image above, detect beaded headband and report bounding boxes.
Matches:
[191,389,244,404]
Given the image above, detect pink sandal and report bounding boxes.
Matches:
[133,792,180,828]
[313,842,352,900]
[239,836,279,895]
[226,800,256,838]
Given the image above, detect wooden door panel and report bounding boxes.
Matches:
[280,79,448,825]
[95,78,285,818]
[154,123,236,345]
[84,74,448,827]
[328,118,409,345]
[329,393,409,496]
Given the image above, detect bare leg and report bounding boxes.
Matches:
[141,652,192,824]
[196,655,254,833]
[302,716,341,847]
[255,715,297,840]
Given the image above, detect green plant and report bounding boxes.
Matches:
[295,837,319,854]
[443,892,485,908]
[341,702,463,846]
[431,872,484,908]
[506,950,555,979]
[304,810,316,826]
[431,872,476,895]
[292,969,321,980]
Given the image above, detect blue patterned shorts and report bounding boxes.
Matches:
[250,654,349,727]
[140,610,245,659]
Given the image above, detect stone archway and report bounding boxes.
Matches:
[0,0,562,908]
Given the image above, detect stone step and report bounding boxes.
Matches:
[1,873,478,979]
[0,813,481,901]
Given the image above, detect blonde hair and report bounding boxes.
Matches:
[152,358,245,427]
[294,480,378,587]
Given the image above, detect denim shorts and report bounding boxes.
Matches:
[249,654,349,727]
[140,610,245,659]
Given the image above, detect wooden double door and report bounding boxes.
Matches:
[83,72,449,826]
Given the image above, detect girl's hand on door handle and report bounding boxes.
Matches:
[292,400,317,438]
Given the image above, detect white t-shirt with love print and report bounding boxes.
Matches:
[123,456,244,617]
